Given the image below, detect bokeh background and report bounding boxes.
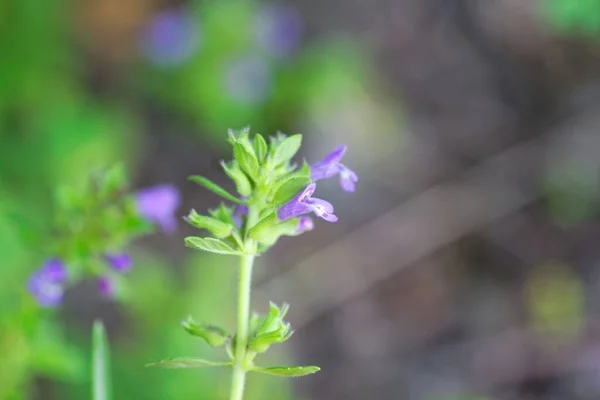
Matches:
[3,0,600,399]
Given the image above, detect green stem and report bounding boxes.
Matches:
[230,247,255,400]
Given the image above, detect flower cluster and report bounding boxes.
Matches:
[277,145,357,225]
[27,167,181,308]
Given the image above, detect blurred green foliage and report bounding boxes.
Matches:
[542,0,600,36]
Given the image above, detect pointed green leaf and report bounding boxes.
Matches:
[248,212,277,238]
[251,365,321,377]
[252,218,299,246]
[185,237,242,255]
[227,127,251,145]
[248,328,294,353]
[189,176,244,204]
[254,134,268,162]
[233,142,260,181]
[208,203,235,225]
[185,209,233,238]
[273,176,312,205]
[99,164,128,198]
[221,161,252,197]
[257,302,287,335]
[182,317,229,347]
[146,358,232,369]
[92,320,111,400]
[272,134,302,166]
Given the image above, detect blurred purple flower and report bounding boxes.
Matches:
[254,4,303,56]
[233,204,249,228]
[296,216,314,233]
[97,277,114,298]
[106,253,132,273]
[224,54,272,104]
[136,184,181,234]
[141,8,199,67]
[278,183,338,222]
[28,258,68,307]
[310,145,358,192]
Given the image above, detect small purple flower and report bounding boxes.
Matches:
[224,54,272,104]
[28,258,68,307]
[296,216,314,233]
[141,8,199,67]
[136,184,181,234]
[98,277,114,298]
[277,183,338,222]
[106,253,132,273]
[254,4,303,56]
[233,204,249,228]
[310,145,358,192]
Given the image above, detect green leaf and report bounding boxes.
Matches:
[189,175,244,204]
[92,320,111,400]
[256,303,289,335]
[227,127,251,145]
[185,237,242,255]
[185,209,233,238]
[253,134,268,162]
[273,176,312,205]
[208,203,235,225]
[55,185,85,212]
[249,214,299,246]
[272,134,302,166]
[233,142,260,181]
[99,163,127,198]
[221,161,252,197]
[248,328,294,353]
[251,365,321,377]
[146,358,231,369]
[248,212,277,237]
[182,317,229,347]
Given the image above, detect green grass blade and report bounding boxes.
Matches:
[92,320,111,400]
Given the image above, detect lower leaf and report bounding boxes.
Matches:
[145,358,232,369]
[250,365,321,377]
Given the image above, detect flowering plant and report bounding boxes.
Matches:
[27,165,181,307]
[147,128,357,400]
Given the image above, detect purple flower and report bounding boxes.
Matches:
[296,216,314,233]
[97,277,114,298]
[233,204,249,228]
[28,259,68,307]
[141,8,199,67]
[106,253,132,273]
[136,184,181,234]
[310,145,358,192]
[224,54,272,104]
[277,183,338,222]
[254,4,303,56]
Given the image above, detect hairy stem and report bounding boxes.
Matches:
[230,246,255,400]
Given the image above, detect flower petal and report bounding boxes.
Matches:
[136,184,181,233]
[296,216,314,233]
[306,198,338,222]
[98,277,114,298]
[277,201,311,221]
[106,253,132,273]
[305,197,334,213]
[34,258,68,283]
[322,145,347,164]
[28,278,64,307]
[310,162,341,181]
[233,204,249,228]
[298,183,316,201]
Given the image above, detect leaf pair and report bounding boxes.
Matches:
[145,357,320,378]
